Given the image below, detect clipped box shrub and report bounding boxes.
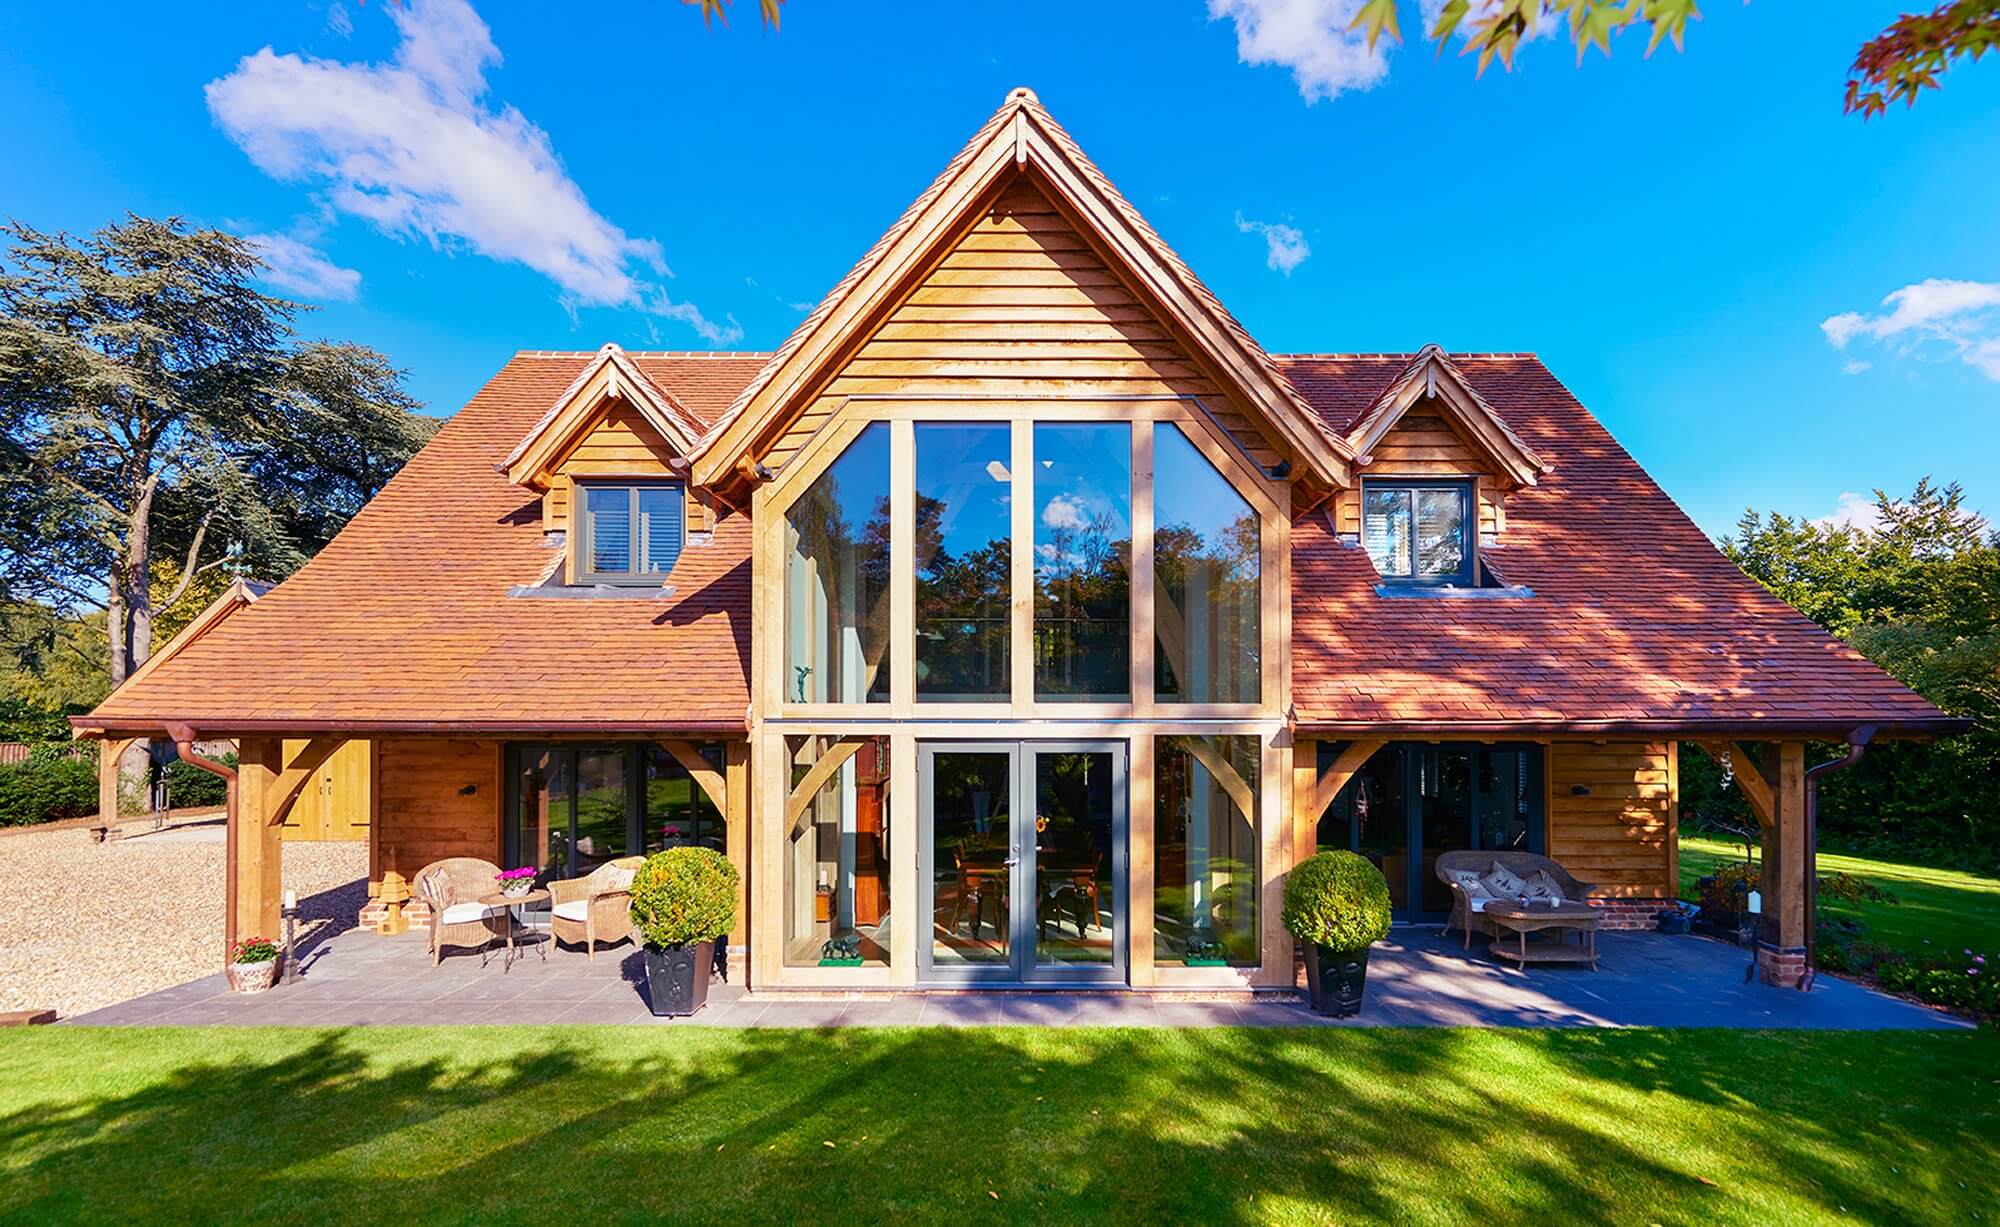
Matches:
[0,753,99,827]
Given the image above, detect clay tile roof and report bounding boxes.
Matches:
[77,353,1952,737]
[1280,353,1953,734]
[82,351,768,734]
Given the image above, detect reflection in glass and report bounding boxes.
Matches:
[1034,751,1116,965]
[928,751,1013,966]
[512,748,569,879]
[1034,424,1131,701]
[784,736,891,966]
[915,423,1013,700]
[1323,744,1409,913]
[786,424,892,703]
[1477,749,1533,854]
[1154,424,1260,704]
[1416,747,1473,914]
[644,745,724,855]
[1153,735,1260,966]
[1363,483,1469,582]
[573,749,629,874]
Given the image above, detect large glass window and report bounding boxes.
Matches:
[786,424,892,704]
[1154,734,1260,967]
[577,482,683,583]
[505,743,723,882]
[915,423,1012,701]
[1154,424,1261,704]
[785,735,892,967]
[1033,422,1131,701]
[1363,480,1472,585]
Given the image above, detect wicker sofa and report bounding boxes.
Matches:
[414,857,508,966]
[549,856,646,961]
[1435,851,1596,949]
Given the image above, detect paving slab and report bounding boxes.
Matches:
[63,925,1971,1030]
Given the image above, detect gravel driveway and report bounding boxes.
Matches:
[0,815,367,1019]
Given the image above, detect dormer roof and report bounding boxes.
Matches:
[1347,344,1547,488]
[503,343,705,489]
[688,87,1353,493]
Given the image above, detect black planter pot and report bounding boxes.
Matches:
[1303,944,1371,1017]
[643,940,715,1017]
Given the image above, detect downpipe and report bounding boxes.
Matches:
[165,723,240,969]
[1800,725,1876,991]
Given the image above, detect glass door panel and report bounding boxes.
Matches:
[925,748,1015,973]
[573,748,630,874]
[1416,748,1474,914]
[1342,747,1408,913]
[512,748,570,878]
[1030,748,1122,972]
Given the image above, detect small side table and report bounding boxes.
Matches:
[481,889,551,972]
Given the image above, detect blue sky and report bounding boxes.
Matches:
[4,0,1996,536]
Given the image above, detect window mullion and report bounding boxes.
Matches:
[1009,417,1032,715]
[1131,418,1155,711]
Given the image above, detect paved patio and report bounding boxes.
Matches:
[67,924,1966,1029]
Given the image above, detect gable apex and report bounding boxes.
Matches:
[688,88,1353,491]
[504,343,704,489]
[1347,345,1546,487]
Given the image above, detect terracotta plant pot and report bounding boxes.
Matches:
[1303,944,1370,1018]
[227,959,280,993]
[643,940,715,1017]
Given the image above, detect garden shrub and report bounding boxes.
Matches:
[0,754,98,826]
[1877,953,1997,1015]
[1282,850,1392,952]
[164,752,235,808]
[627,846,738,949]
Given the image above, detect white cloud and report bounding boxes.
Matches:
[1041,493,1089,530]
[1842,359,1872,375]
[1206,0,1390,104]
[206,0,739,343]
[246,232,362,301]
[326,2,353,39]
[1416,0,1564,47]
[1814,492,1883,534]
[1235,211,1310,275]
[1820,278,2000,382]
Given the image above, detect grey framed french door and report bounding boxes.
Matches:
[917,740,1128,986]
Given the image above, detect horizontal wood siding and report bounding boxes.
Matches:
[764,177,1286,473]
[371,739,501,888]
[1546,741,1675,899]
[1337,408,1505,539]
[542,402,710,533]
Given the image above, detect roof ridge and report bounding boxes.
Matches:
[1275,351,1541,360]
[514,349,773,360]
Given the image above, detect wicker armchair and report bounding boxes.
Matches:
[414,857,507,966]
[1435,851,1596,949]
[549,856,646,961]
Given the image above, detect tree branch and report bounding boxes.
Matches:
[156,511,215,612]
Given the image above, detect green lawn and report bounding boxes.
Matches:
[1680,836,2000,961]
[3,1027,1995,1224]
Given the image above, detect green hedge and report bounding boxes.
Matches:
[0,754,98,827]
[164,753,234,808]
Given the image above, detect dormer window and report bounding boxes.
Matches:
[1363,479,1473,585]
[576,481,683,584]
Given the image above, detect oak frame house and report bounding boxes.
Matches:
[78,89,1955,994]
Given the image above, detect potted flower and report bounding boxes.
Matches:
[1282,850,1392,1017]
[494,866,537,898]
[228,936,282,993]
[627,846,739,1017]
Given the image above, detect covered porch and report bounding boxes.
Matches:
[66,922,1961,1030]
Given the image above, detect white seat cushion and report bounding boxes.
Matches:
[439,901,497,925]
[1467,896,1497,913]
[552,900,592,923]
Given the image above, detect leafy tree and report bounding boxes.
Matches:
[0,215,437,688]
[1354,1,1996,116]
[1707,478,2000,868]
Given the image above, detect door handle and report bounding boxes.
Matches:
[1004,846,1020,867]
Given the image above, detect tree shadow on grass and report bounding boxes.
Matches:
[0,1026,1994,1224]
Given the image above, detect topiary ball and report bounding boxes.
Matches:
[1282,850,1392,952]
[628,846,739,951]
